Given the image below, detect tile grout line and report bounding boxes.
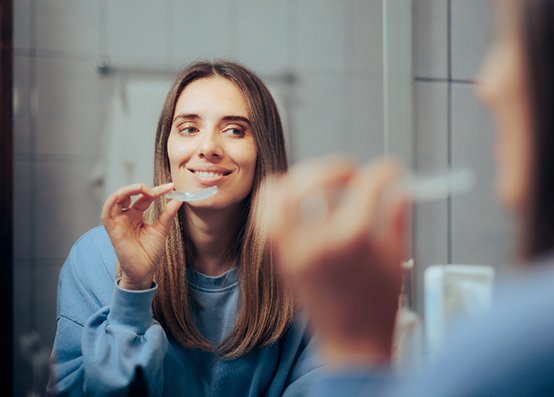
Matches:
[447,0,454,265]
[28,0,38,340]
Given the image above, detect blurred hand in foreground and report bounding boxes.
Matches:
[266,156,410,366]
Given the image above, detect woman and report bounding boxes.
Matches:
[47,61,320,396]
[267,0,554,395]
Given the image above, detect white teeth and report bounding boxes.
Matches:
[194,171,224,179]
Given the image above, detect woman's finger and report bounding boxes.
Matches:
[154,199,183,234]
[385,195,410,259]
[269,156,357,242]
[102,182,175,219]
[102,191,134,222]
[267,157,360,279]
[131,182,175,212]
[332,159,404,240]
[283,155,356,205]
[113,196,131,217]
[104,183,150,219]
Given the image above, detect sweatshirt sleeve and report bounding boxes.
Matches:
[47,228,168,397]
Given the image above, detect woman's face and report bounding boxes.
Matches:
[167,76,258,210]
[476,0,533,213]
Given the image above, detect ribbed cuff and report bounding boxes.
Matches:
[107,280,158,334]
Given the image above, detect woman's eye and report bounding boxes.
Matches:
[224,127,246,137]
[179,126,198,135]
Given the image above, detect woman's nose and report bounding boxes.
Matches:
[198,131,223,160]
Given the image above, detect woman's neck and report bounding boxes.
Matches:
[184,204,244,276]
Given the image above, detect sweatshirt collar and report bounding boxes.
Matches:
[186,266,238,291]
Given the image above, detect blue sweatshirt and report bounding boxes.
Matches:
[47,226,321,396]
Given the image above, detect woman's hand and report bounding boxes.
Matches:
[101,182,183,290]
[266,156,409,366]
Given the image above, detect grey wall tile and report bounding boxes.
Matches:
[34,261,64,350]
[451,0,493,81]
[35,56,101,158]
[347,0,382,75]
[234,0,290,75]
[36,0,101,55]
[260,82,295,157]
[106,0,170,66]
[451,83,512,267]
[13,261,62,395]
[345,75,384,161]
[13,262,53,396]
[171,0,232,66]
[294,0,347,71]
[414,0,448,79]
[13,161,32,260]
[413,81,449,313]
[290,73,346,162]
[14,55,32,156]
[13,263,32,368]
[34,161,101,259]
[414,82,448,171]
[14,0,33,50]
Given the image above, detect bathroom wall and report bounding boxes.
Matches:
[12,0,384,394]
[412,0,513,313]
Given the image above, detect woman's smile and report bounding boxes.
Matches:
[188,166,234,186]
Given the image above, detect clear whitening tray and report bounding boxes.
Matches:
[403,168,475,203]
[165,186,218,202]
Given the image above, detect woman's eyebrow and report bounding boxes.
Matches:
[222,115,251,126]
[173,113,200,123]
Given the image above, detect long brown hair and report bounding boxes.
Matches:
[517,0,554,259]
[149,60,294,358]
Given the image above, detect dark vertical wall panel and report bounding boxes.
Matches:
[0,0,14,394]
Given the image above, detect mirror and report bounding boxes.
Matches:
[12,0,412,394]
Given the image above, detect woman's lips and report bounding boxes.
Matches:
[189,169,232,186]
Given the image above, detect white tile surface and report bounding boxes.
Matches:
[106,0,170,66]
[451,0,493,81]
[33,161,102,259]
[414,82,449,171]
[261,81,295,157]
[294,0,347,71]
[14,0,33,50]
[347,0,382,75]
[412,81,449,313]
[13,161,32,260]
[171,0,232,65]
[234,0,290,75]
[35,56,102,158]
[290,73,346,162]
[13,55,32,156]
[414,0,448,79]
[344,74,383,161]
[36,0,101,55]
[451,83,512,267]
